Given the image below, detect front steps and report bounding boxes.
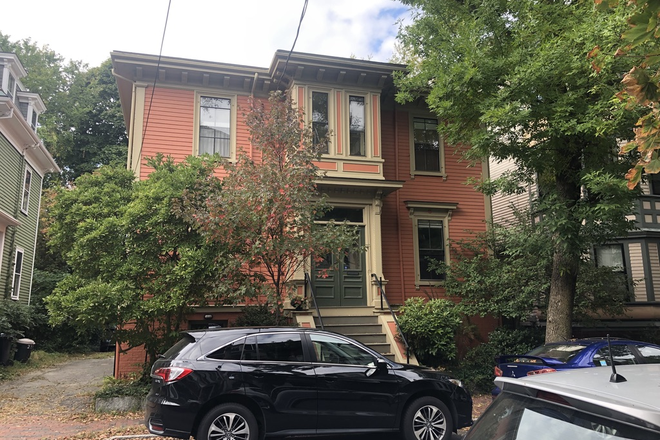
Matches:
[293,306,417,364]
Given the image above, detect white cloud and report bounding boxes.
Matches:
[1,0,412,68]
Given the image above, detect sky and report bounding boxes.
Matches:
[1,0,413,69]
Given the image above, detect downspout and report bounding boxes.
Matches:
[394,103,406,304]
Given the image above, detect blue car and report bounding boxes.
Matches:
[492,337,660,397]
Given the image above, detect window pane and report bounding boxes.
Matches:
[636,345,660,363]
[21,171,31,212]
[595,245,624,271]
[199,97,231,157]
[208,339,244,360]
[255,333,304,362]
[312,92,329,153]
[592,345,638,366]
[310,334,375,366]
[349,96,365,156]
[418,220,444,280]
[413,117,441,172]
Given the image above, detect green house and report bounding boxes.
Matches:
[0,52,59,306]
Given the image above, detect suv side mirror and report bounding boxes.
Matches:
[366,359,389,377]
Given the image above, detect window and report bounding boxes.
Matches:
[650,174,660,195]
[349,96,365,156]
[592,345,638,366]
[309,333,375,366]
[413,117,442,173]
[199,96,231,157]
[7,74,15,100]
[312,91,329,154]
[594,244,629,293]
[11,248,24,300]
[207,338,245,360]
[241,333,304,362]
[21,169,31,214]
[31,110,38,131]
[636,344,660,363]
[417,220,445,281]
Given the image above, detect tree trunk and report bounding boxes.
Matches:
[545,245,579,342]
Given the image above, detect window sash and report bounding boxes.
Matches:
[349,96,365,156]
[11,249,23,299]
[199,97,231,157]
[413,117,441,172]
[417,219,445,281]
[21,170,31,214]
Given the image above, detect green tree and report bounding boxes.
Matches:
[182,91,360,321]
[396,0,639,342]
[46,157,227,370]
[593,0,660,187]
[440,217,630,326]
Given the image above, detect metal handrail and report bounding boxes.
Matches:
[304,273,324,330]
[371,273,410,364]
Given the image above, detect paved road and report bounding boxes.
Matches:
[0,355,142,439]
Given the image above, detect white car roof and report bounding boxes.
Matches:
[495,364,660,429]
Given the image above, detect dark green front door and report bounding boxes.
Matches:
[313,227,366,307]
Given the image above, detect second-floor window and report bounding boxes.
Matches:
[349,95,365,156]
[7,74,16,101]
[413,117,441,173]
[21,169,31,214]
[199,96,231,157]
[312,91,329,154]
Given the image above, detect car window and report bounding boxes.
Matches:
[310,333,375,366]
[207,337,244,360]
[636,345,660,363]
[240,333,304,362]
[160,334,196,359]
[592,345,638,366]
[526,344,587,363]
[464,393,658,440]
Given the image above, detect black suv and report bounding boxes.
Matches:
[145,327,472,440]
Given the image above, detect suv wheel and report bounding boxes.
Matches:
[197,403,257,440]
[402,396,453,440]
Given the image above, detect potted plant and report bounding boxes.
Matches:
[289,295,308,311]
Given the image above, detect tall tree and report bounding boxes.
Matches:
[182,91,360,321]
[396,0,640,341]
[0,33,127,183]
[46,157,228,369]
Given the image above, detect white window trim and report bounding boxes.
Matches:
[11,247,24,300]
[21,168,31,215]
[409,113,446,178]
[193,92,238,161]
[407,202,457,287]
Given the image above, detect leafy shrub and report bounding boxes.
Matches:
[0,299,33,340]
[95,375,150,398]
[397,297,462,366]
[233,304,287,327]
[457,327,544,393]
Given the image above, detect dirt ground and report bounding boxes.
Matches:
[0,355,491,439]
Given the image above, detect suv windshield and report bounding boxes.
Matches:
[526,344,587,363]
[465,393,658,440]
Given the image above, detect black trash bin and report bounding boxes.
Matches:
[14,338,34,363]
[0,333,11,366]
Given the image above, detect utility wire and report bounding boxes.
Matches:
[140,0,172,155]
[276,0,309,87]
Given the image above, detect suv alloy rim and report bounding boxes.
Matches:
[413,404,447,440]
[208,412,251,440]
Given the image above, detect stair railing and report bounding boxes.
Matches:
[304,273,324,330]
[371,273,410,364]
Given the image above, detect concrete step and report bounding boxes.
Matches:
[344,333,387,344]
[314,315,379,325]
[321,323,384,335]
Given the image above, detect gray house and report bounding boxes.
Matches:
[0,52,59,306]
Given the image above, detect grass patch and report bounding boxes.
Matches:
[0,350,113,383]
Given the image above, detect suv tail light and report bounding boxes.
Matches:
[494,366,503,377]
[527,368,557,376]
[153,366,193,383]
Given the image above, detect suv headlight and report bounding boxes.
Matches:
[449,378,465,388]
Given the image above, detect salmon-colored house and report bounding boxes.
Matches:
[110,50,496,376]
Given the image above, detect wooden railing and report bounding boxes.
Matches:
[371,273,410,364]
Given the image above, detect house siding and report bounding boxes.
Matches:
[0,132,41,305]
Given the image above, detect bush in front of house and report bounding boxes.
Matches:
[456,327,545,394]
[397,297,462,366]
